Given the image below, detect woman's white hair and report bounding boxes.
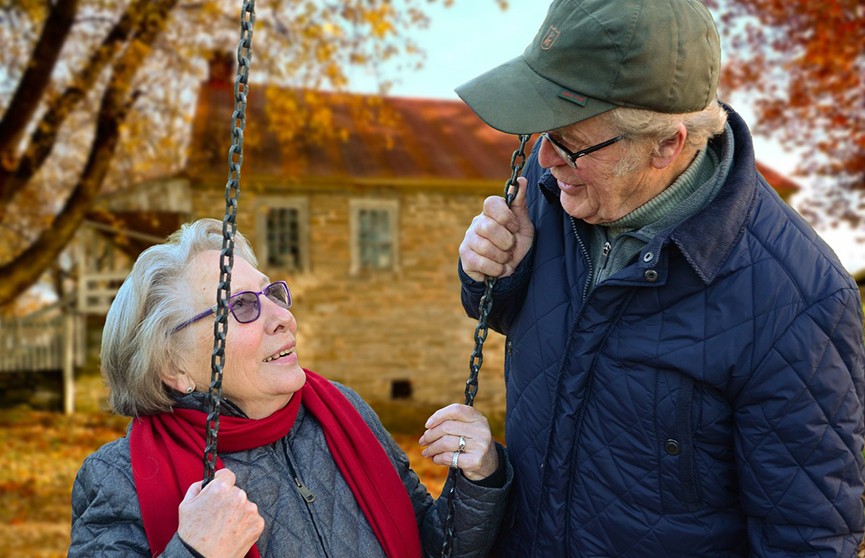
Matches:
[602,99,728,175]
[101,218,257,417]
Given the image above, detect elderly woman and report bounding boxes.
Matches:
[69,218,511,558]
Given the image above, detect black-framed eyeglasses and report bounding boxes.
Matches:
[172,281,292,333]
[541,132,626,168]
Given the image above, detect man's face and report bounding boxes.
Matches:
[537,116,659,224]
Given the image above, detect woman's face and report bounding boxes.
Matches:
[179,250,305,418]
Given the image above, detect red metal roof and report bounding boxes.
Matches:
[188,79,537,184]
[753,162,800,200]
[187,67,798,198]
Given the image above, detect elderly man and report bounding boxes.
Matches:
[456,0,865,556]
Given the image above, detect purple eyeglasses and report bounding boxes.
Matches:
[172,281,292,332]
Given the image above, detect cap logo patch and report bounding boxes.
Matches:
[540,25,560,50]
[558,90,588,106]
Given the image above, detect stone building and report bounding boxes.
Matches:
[72,59,801,415]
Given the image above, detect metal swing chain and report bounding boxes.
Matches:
[440,133,531,557]
[198,0,528,548]
[203,0,256,486]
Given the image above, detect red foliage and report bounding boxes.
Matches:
[705,0,865,224]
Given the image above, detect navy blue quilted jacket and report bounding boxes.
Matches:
[460,107,865,557]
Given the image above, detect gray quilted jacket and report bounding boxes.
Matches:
[69,383,511,557]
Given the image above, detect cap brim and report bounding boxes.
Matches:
[455,55,617,135]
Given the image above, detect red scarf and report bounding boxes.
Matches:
[129,369,421,558]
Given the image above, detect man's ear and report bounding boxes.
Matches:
[651,123,688,169]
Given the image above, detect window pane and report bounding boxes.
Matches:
[358,208,393,269]
[266,207,301,270]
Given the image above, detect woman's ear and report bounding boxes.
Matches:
[160,369,194,394]
[651,123,688,169]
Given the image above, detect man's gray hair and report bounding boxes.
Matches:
[101,218,258,417]
[602,99,728,176]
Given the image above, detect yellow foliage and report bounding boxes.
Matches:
[364,6,397,38]
[11,0,47,22]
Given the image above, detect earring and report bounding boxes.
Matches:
[185,386,194,394]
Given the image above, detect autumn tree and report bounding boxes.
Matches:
[705,0,865,227]
[0,0,470,309]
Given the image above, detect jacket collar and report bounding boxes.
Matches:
[669,106,756,284]
[538,104,757,285]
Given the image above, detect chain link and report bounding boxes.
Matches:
[440,133,531,557]
[203,0,256,487]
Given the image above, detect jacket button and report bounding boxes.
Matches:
[664,439,680,455]
[644,269,659,282]
[643,251,654,262]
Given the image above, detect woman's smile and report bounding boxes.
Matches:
[263,347,298,364]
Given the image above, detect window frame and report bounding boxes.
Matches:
[255,196,310,273]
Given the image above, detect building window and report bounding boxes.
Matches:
[256,197,309,272]
[267,207,300,268]
[391,380,413,400]
[350,199,398,273]
[359,208,392,268]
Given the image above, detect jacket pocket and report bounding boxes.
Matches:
[672,375,701,504]
[503,337,513,384]
[659,375,702,509]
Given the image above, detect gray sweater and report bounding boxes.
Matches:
[69,383,511,557]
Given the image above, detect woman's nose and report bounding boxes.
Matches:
[263,297,296,332]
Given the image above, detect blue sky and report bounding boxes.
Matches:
[348,0,865,273]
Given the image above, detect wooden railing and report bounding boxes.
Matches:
[0,305,81,414]
[0,313,63,372]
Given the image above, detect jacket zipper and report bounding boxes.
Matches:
[571,217,593,302]
[284,449,316,503]
[293,475,316,503]
[281,442,329,556]
[532,218,595,557]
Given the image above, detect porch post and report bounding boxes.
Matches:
[63,312,75,415]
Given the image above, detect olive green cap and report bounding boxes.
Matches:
[455,0,721,134]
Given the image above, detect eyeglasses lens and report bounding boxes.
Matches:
[552,144,573,166]
[542,134,574,168]
[230,292,260,323]
[227,283,292,324]
[265,282,291,308]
